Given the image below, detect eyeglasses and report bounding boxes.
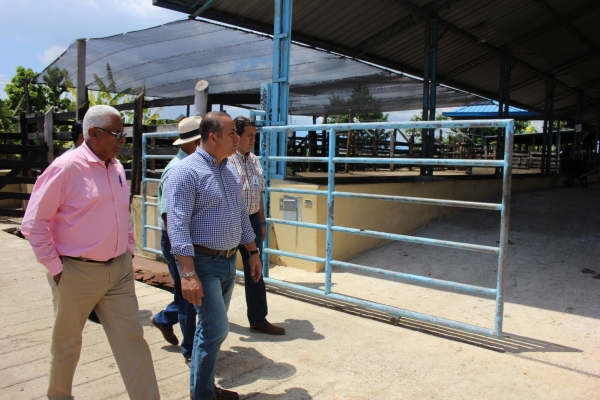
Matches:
[93,126,127,140]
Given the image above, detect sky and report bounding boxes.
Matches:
[0,0,451,124]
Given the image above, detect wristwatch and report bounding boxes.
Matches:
[249,249,260,255]
[181,271,197,279]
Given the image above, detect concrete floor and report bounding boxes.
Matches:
[1,185,599,399]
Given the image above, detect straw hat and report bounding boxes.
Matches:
[173,116,202,145]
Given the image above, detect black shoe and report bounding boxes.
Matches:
[216,387,239,400]
[150,316,179,345]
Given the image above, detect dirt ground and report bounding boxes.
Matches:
[0,184,599,399]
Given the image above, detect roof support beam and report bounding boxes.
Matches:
[533,0,600,56]
[388,0,600,107]
[352,0,459,57]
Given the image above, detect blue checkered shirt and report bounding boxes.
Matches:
[166,147,255,257]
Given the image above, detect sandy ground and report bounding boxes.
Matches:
[0,184,599,399]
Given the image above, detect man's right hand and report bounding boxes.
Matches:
[177,254,203,306]
[53,272,62,285]
[181,274,204,306]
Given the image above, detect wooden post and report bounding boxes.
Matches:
[390,129,396,172]
[308,116,317,172]
[345,112,353,173]
[44,107,55,165]
[22,80,31,114]
[130,93,144,202]
[194,80,209,116]
[408,134,415,171]
[76,39,87,121]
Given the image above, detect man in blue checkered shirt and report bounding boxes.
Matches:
[167,111,261,400]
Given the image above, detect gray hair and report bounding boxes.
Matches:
[82,105,122,140]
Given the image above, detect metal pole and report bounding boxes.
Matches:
[541,79,550,173]
[420,20,431,176]
[260,113,272,278]
[142,134,148,251]
[427,18,438,176]
[325,128,336,294]
[76,38,87,121]
[546,79,556,173]
[493,121,514,337]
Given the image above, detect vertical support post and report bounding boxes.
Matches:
[194,80,209,116]
[308,116,317,172]
[260,127,272,278]
[44,107,54,165]
[141,134,148,251]
[325,128,336,295]
[389,129,396,172]
[420,19,431,176]
[345,112,353,173]
[494,121,514,337]
[270,0,293,180]
[22,80,31,114]
[595,107,600,169]
[541,79,550,173]
[130,93,144,202]
[76,38,87,121]
[575,91,584,158]
[546,78,556,173]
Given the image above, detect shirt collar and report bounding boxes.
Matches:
[176,148,188,160]
[80,142,117,166]
[196,147,228,168]
[235,150,252,160]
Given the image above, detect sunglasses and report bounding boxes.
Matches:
[93,126,127,140]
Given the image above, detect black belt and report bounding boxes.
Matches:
[193,245,237,258]
[63,256,116,264]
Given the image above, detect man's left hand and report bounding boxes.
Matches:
[249,253,262,282]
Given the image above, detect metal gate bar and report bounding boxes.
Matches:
[258,120,514,338]
[140,120,514,339]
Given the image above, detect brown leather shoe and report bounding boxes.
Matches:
[150,315,179,345]
[216,386,239,400]
[249,320,285,335]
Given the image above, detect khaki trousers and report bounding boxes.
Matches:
[46,252,160,400]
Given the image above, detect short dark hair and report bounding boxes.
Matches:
[233,116,256,136]
[199,111,231,141]
[71,121,83,142]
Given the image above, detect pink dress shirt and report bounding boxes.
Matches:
[21,142,135,276]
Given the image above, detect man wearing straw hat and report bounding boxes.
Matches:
[150,116,202,366]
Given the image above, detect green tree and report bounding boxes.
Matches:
[4,66,73,116]
[326,84,390,140]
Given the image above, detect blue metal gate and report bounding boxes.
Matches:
[141,119,514,338]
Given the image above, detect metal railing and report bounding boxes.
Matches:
[141,119,514,338]
[141,132,179,256]
[259,120,514,338]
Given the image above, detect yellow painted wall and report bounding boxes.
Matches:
[130,174,600,272]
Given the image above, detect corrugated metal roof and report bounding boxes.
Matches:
[153,0,600,126]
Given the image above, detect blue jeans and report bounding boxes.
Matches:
[153,230,197,358]
[238,213,268,325]
[189,252,237,400]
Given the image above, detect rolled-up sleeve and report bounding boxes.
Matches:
[21,165,67,275]
[166,165,197,257]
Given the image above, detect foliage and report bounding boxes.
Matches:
[326,85,390,140]
[0,98,15,132]
[86,63,161,125]
[3,66,73,117]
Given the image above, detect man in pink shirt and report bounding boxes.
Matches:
[21,105,159,400]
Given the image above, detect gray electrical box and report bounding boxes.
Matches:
[280,196,301,221]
